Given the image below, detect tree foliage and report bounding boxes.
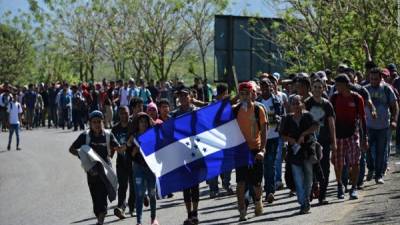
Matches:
[256,0,400,74]
[1,0,228,84]
[0,23,35,84]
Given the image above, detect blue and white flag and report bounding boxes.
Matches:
[135,100,253,197]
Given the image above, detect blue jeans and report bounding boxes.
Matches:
[264,138,279,195]
[133,163,157,224]
[366,128,389,180]
[208,170,232,193]
[383,128,392,172]
[275,138,284,183]
[8,124,20,147]
[291,161,313,207]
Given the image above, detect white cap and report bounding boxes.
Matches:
[273,72,280,81]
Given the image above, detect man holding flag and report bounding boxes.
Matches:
[133,83,261,224]
[170,86,200,225]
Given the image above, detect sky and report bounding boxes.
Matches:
[0,0,287,18]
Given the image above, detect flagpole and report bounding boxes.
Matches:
[232,66,239,93]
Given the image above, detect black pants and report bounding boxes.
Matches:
[72,109,85,130]
[318,141,331,200]
[116,156,135,211]
[87,173,108,217]
[183,185,200,203]
[48,106,58,127]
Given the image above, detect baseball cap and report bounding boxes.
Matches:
[89,110,104,120]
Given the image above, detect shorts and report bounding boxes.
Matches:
[332,133,361,168]
[236,158,263,186]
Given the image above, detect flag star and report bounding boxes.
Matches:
[196,137,200,142]
[185,142,190,146]
[191,152,196,157]
[194,144,198,149]
[203,147,207,152]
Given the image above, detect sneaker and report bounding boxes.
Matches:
[318,199,329,205]
[266,193,275,204]
[349,188,358,200]
[129,209,136,217]
[209,191,217,199]
[254,200,263,216]
[366,171,374,181]
[183,218,193,225]
[114,208,126,219]
[16,147,21,151]
[299,204,311,214]
[239,210,247,221]
[303,203,311,213]
[151,218,160,225]
[337,184,345,199]
[275,181,284,190]
[376,178,384,184]
[191,216,199,225]
[225,187,234,195]
[7,145,10,151]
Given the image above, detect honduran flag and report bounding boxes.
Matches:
[135,99,253,197]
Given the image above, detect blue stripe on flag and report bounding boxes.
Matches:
[156,142,253,197]
[137,99,234,156]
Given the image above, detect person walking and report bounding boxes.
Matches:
[280,95,319,214]
[330,74,368,200]
[112,106,135,219]
[234,82,267,221]
[129,112,160,225]
[256,78,285,204]
[7,94,23,150]
[69,110,125,225]
[305,78,337,204]
[365,68,398,184]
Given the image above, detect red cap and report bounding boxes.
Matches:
[239,82,253,92]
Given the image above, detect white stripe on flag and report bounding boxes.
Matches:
[140,119,246,178]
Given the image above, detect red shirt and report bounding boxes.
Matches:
[331,92,366,139]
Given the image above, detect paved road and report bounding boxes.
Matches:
[0,128,399,225]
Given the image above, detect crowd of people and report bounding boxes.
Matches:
[1,60,400,225]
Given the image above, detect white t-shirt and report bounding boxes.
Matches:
[260,98,280,139]
[7,102,22,125]
[119,88,130,106]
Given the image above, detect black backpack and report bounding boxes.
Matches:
[233,102,266,130]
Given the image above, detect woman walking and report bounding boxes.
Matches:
[280,95,319,214]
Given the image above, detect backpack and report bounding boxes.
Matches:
[255,94,285,117]
[233,102,266,130]
[85,129,112,156]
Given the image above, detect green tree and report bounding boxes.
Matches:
[135,0,193,81]
[0,23,35,83]
[181,0,228,80]
[256,0,400,74]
